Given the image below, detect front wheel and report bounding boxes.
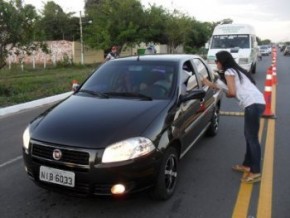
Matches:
[250,63,256,74]
[150,147,178,201]
[206,106,220,137]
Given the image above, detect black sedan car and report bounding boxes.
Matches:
[23,54,223,200]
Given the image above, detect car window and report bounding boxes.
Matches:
[180,60,198,93]
[193,58,210,82]
[186,76,198,91]
[80,60,177,100]
[211,34,250,49]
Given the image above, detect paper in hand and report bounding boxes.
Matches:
[215,79,228,91]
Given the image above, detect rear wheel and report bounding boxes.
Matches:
[206,106,220,137]
[150,147,178,200]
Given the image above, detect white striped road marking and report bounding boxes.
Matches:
[0,156,22,168]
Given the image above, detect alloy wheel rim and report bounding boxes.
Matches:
[164,154,177,191]
[213,111,219,132]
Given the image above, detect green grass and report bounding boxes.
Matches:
[0,64,97,107]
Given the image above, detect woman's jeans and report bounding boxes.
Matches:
[243,103,265,174]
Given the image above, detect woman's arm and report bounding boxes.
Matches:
[202,78,218,89]
[225,75,236,97]
[202,76,235,97]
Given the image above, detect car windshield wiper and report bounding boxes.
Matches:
[78,89,109,98]
[104,92,152,100]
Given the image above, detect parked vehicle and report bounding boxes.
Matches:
[283,46,290,56]
[280,45,286,52]
[259,45,271,56]
[23,54,223,200]
[207,23,259,74]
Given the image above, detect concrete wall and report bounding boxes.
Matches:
[73,42,104,64]
[6,40,104,65]
[5,41,183,65]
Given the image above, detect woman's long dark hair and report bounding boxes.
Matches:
[216,50,256,84]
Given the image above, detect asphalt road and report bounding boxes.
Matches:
[1,51,289,218]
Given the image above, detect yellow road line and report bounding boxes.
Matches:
[232,79,277,218]
[257,84,276,218]
[232,119,265,218]
[220,111,244,117]
[257,118,275,218]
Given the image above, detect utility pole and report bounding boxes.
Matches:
[79,11,84,65]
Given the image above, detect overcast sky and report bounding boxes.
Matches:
[24,0,290,42]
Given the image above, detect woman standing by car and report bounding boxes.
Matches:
[203,50,265,184]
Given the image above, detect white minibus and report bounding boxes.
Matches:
[207,24,259,74]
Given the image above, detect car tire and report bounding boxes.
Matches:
[250,63,256,74]
[206,106,220,137]
[150,146,178,201]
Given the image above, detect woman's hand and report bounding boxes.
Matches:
[202,77,217,89]
[202,77,211,86]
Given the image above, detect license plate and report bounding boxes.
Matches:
[39,166,75,187]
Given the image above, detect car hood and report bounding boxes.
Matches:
[30,95,170,149]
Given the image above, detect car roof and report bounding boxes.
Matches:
[113,54,202,63]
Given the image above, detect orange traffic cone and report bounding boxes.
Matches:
[271,55,277,85]
[271,65,278,85]
[262,67,276,118]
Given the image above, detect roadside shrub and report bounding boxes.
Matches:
[0,64,97,107]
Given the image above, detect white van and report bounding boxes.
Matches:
[206,24,259,74]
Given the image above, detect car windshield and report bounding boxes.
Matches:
[211,34,250,49]
[79,60,177,100]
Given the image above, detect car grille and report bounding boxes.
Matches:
[31,142,90,166]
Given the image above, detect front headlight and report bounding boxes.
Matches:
[102,137,155,163]
[23,126,30,154]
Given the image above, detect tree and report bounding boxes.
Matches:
[256,36,262,45]
[84,0,102,8]
[0,0,39,69]
[85,0,145,51]
[260,39,272,45]
[36,1,75,41]
[142,5,168,44]
[184,21,213,53]
[163,10,193,53]
[219,18,233,25]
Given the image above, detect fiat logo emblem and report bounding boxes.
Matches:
[52,149,62,160]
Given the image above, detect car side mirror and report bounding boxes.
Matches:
[180,89,206,103]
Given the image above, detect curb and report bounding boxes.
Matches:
[0,92,73,117]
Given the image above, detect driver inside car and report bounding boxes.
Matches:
[114,71,138,92]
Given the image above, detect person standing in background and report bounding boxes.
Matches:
[105,46,118,62]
